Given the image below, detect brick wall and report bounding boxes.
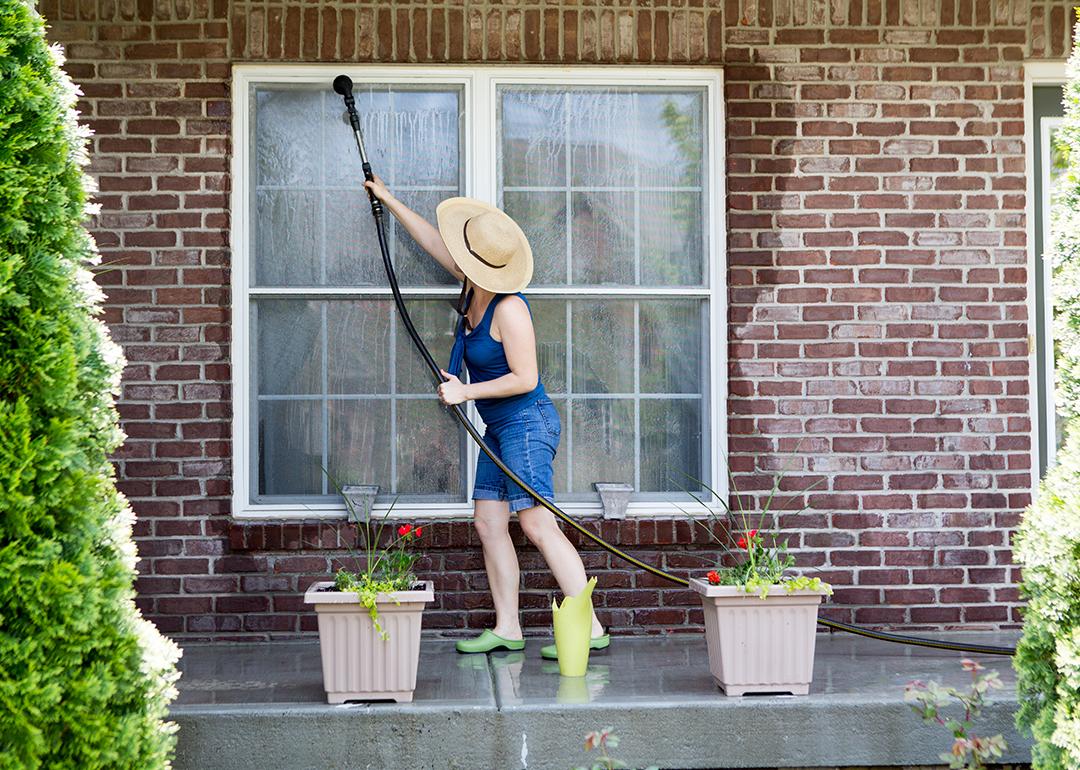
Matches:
[41,0,1078,640]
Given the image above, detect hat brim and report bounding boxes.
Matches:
[436,197,533,293]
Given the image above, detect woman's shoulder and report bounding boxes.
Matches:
[494,292,529,312]
[491,293,532,326]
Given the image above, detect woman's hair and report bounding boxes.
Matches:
[452,278,474,331]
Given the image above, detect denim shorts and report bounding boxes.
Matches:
[473,396,561,514]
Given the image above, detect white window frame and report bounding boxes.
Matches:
[1024,60,1068,489]
[230,63,727,520]
[1040,114,1064,469]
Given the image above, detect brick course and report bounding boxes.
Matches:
[41,0,1078,640]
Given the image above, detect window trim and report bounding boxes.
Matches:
[230,63,727,521]
[1024,60,1067,489]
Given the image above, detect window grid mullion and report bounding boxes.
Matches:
[563,90,575,494]
[634,301,641,493]
[388,88,399,496]
[632,93,641,493]
[320,301,329,496]
[319,91,329,497]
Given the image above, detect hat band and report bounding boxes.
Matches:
[462,216,507,270]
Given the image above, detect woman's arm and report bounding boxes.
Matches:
[437,296,539,405]
[364,175,465,282]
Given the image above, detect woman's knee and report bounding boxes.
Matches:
[473,502,510,543]
[519,508,558,546]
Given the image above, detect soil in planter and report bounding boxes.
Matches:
[311,581,428,593]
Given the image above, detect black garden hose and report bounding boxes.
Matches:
[332,76,1016,658]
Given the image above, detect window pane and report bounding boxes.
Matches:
[254,189,321,286]
[636,92,704,188]
[253,84,463,288]
[571,191,635,285]
[327,301,391,394]
[254,299,321,395]
[641,190,704,285]
[324,191,384,287]
[500,89,566,187]
[532,299,567,395]
[328,399,391,490]
[503,191,567,284]
[397,399,464,497]
[568,91,635,187]
[497,85,707,288]
[572,300,634,394]
[396,300,461,394]
[257,399,322,496]
[550,398,569,494]
[391,90,463,187]
[255,89,322,187]
[392,189,458,286]
[570,399,635,494]
[641,399,703,494]
[640,300,705,394]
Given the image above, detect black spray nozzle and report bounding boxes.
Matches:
[334,74,363,134]
[332,74,354,102]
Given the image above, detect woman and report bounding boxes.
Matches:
[364,175,609,658]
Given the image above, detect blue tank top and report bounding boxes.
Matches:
[446,290,547,427]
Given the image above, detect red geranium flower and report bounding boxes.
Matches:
[706,570,721,585]
[737,529,758,550]
[414,527,423,537]
[397,524,412,537]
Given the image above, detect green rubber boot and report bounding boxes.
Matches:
[455,629,526,654]
[540,633,610,660]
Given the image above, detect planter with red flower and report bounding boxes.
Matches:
[303,484,433,704]
[685,476,832,696]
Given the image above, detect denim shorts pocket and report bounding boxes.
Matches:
[536,399,561,438]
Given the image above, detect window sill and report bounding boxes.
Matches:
[230,500,724,522]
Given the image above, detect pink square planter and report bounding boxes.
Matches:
[304,580,434,704]
[689,578,826,696]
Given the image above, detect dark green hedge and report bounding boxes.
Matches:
[0,2,181,768]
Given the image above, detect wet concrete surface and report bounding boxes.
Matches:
[169,632,1029,770]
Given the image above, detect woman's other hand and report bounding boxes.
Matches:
[363,173,394,203]
[437,369,470,406]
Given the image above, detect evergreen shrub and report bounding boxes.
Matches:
[1014,13,1080,770]
[0,2,181,767]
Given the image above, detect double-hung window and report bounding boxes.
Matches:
[231,65,725,518]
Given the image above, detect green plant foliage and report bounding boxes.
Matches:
[0,3,181,767]
[677,468,833,598]
[905,659,1007,770]
[1014,422,1080,769]
[1014,14,1080,770]
[572,727,659,770]
[309,473,425,641]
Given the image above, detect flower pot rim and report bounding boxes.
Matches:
[688,576,829,597]
[303,578,435,605]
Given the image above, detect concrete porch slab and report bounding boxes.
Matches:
[168,633,1029,770]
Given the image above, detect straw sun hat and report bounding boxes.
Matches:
[436,197,533,293]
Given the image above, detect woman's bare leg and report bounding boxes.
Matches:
[473,499,523,640]
[518,505,605,636]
